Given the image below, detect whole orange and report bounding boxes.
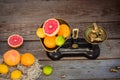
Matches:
[58,24,70,38]
[44,36,56,48]
[21,53,35,66]
[3,49,20,66]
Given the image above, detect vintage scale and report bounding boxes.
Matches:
[40,19,107,60]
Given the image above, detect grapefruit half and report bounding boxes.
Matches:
[8,34,23,48]
[43,18,60,36]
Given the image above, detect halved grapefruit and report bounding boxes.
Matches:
[8,34,23,48]
[43,18,60,36]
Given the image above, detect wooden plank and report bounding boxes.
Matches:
[0,23,120,41]
[38,59,120,80]
[0,0,120,24]
[0,40,120,60]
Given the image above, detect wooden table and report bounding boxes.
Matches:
[0,0,120,80]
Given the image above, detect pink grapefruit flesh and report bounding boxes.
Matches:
[8,34,23,48]
[43,18,60,36]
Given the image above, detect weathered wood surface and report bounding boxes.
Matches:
[0,0,120,79]
[0,40,120,60]
[39,59,120,80]
[0,0,120,24]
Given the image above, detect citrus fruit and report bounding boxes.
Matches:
[43,65,53,76]
[58,24,70,38]
[11,70,22,79]
[36,28,46,38]
[43,18,60,36]
[3,49,20,66]
[8,34,23,48]
[21,53,35,66]
[44,36,56,48]
[55,36,65,46]
[0,64,9,74]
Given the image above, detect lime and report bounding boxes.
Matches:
[55,36,65,46]
[36,28,46,38]
[0,64,9,74]
[43,65,53,76]
[11,70,22,79]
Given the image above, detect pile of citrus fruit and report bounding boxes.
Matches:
[36,18,71,49]
[0,49,36,80]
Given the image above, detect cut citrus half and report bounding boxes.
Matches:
[43,18,60,36]
[8,34,23,48]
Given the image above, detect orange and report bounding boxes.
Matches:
[44,36,56,48]
[21,53,35,66]
[58,24,70,38]
[3,49,20,66]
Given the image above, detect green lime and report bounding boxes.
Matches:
[43,65,53,76]
[55,36,65,46]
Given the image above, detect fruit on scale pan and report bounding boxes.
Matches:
[58,24,70,38]
[43,18,60,36]
[36,28,46,38]
[44,36,56,49]
[8,34,23,48]
[55,36,65,47]
[36,18,71,49]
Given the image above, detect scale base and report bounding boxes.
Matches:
[46,38,100,60]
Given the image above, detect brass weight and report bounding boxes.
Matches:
[84,23,107,44]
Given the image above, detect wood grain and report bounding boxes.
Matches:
[0,0,120,79]
[0,0,120,24]
[0,40,120,60]
[0,23,120,41]
[39,59,120,80]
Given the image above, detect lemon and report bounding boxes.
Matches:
[11,70,22,79]
[43,65,53,76]
[36,28,46,38]
[0,64,9,74]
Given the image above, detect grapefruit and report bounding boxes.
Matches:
[58,24,70,38]
[43,18,60,36]
[3,49,21,66]
[44,36,56,49]
[21,53,35,66]
[36,28,46,38]
[8,34,23,48]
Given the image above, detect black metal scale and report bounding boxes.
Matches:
[46,29,100,60]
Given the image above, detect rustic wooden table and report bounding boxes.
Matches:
[0,0,120,80]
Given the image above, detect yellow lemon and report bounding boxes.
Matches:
[36,28,46,38]
[0,64,9,74]
[11,70,22,79]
